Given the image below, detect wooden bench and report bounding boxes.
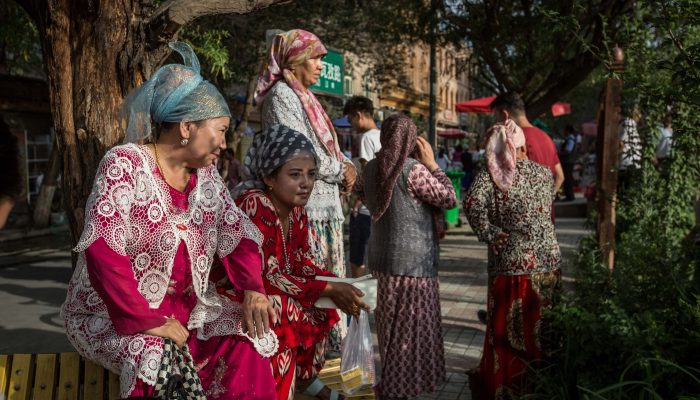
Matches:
[0,353,375,399]
[0,353,120,400]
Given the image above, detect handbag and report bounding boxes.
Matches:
[144,339,207,400]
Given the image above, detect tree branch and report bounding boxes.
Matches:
[147,0,292,45]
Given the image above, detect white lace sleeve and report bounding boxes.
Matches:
[216,178,263,258]
[74,146,136,255]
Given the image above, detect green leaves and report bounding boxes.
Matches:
[180,27,232,80]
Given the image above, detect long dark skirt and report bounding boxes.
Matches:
[373,272,446,399]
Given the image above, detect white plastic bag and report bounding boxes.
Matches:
[339,310,376,395]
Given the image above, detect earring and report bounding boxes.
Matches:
[180,138,189,146]
[267,186,273,192]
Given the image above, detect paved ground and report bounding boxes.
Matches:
[0,215,587,399]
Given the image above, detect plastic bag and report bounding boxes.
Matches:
[339,310,376,395]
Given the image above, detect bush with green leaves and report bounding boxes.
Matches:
[529,1,700,398]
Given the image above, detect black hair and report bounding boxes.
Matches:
[490,92,526,116]
[343,96,374,117]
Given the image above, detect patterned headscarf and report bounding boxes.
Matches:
[255,29,343,161]
[120,42,231,143]
[485,119,526,192]
[231,124,318,199]
[371,114,418,221]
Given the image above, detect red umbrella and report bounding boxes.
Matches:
[455,96,496,113]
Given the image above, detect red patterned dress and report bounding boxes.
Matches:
[464,160,561,399]
[212,189,339,400]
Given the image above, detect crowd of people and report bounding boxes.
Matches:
[50,24,679,400]
[58,30,458,400]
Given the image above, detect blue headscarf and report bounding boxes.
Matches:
[120,42,231,143]
[232,124,318,199]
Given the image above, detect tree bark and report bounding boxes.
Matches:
[229,72,259,158]
[16,0,289,250]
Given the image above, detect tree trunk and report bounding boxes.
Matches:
[19,0,162,245]
[16,0,289,252]
[229,73,258,159]
[31,136,60,228]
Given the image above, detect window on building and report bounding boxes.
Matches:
[344,76,353,96]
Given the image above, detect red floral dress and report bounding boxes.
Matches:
[212,189,339,400]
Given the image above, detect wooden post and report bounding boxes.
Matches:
[596,46,624,269]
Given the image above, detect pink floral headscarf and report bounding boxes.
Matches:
[255,29,343,161]
[485,119,526,191]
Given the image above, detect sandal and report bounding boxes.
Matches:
[303,378,344,400]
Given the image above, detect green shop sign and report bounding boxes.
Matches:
[311,49,343,96]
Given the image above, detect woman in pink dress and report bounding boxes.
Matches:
[61,42,278,399]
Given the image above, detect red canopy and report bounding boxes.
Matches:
[551,102,571,117]
[455,96,496,113]
[437,127,468,138]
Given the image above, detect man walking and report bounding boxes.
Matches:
[490,93,565,197]
[344,96,381,278]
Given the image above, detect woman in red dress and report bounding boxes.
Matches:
[213,124,367,400]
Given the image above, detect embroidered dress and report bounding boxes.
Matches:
[262,80,348,349]
[213,189,340,400]
[61,144,278,398]
[464,160,561,399]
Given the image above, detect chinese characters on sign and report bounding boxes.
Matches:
[311,49,343,96]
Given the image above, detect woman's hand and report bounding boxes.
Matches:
[415,137,439,172]
[324,282,368,317]
[243,290,276,339]
[490,232,510,255]
[143,317,189,348]
[342,161,357,195]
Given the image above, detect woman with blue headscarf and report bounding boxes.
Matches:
[61,42,278,399]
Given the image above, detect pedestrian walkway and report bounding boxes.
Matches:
[416,217,587,399]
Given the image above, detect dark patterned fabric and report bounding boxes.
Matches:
[232,124,318,199]
[154,339,205,400]
[364,159,440,278]
[371,114,417,221]
[373,272,446,398]
[463,160,561,276]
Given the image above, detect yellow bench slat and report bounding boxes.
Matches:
[0,354,10,397]
[83,359,105,399]
[32,354,57,400]
[57,353,80,400]
[7,354,33,400]
[108,370,121,400]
